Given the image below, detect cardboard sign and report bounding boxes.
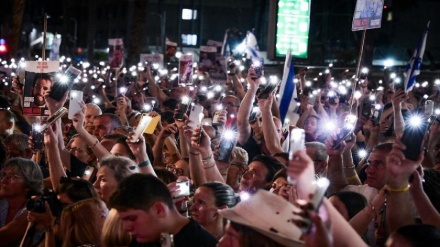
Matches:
[23,61,59,116]
[199,46,227,83]
[178,54,193,86]
[140,54,164,68]
[109,38,124,68]
[352,0,384,31]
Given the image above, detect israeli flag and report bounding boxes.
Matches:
[403,21,430,93]
[244,31,262,62]
[278,50,298,124]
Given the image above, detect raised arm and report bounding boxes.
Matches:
[258,94,283,155]
[391,89,407,138]
[43,125,67,191]
[72,101,111,163]
[386,140,421,233]
[127,133,156,176]
[237,68,260,145]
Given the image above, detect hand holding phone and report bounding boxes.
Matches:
[297,178,330,233]
[187,105,204,129]
[174,180,190,198]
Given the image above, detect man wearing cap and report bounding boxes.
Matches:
[239,155,285,194]
[110,174,217,247]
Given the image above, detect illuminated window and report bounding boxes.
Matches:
[182,9,197,20]
[181,34,197,46]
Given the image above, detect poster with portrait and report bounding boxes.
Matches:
[178,54,193,86]
[23,61,59,116]
[199,46,227,84]
[109,38,124,68]
[352,0,384,31]
[207,40,223,54]
[140,54,164,68]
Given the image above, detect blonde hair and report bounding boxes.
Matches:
[101,208,131,247]
[59,198,108,247]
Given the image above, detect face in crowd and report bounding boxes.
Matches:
[239,161,270,193]
[93,115,114,140]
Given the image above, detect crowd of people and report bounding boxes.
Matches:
[0,51,440,247]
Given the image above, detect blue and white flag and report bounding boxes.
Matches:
[244,31,262,62]
[403,21,430,93]
[278,50,298,124]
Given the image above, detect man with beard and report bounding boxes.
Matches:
[32,74,53,107]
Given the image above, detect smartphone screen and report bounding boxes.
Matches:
[259,82,277,99]
[175,97,192,121]
[82,166,97,182]
[217,131,238,163]
[32,129,44,151]
[174,180,190,198]
[68,90,83,119]
[402,118,428,161]
[187,105,204,129]
[299,178,330,233]
[131,114,152,142]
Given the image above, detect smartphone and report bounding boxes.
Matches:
[248,106,260,123]
[187,105,204,129]
[425,100,434,116]
[259,81,278,99]
[361,100,372,118]
[217,130,238,163]
[333,115,357,149]
[68,90,83,119]
[82,166,97,182]
[32,124,44,151]
[174,180,190,198]
[175,97,192,121]
[395,82,404,91]
[371,108,382,126]
[401,118,428,161]
[299,177,330,233]
[251,59,264,79]
[131,114,152,142]
[50,65,82,101]
[288,129,305,184]
[308,94,317,105]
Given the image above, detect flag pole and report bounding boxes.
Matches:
[349,29,367,113]
[42,13,48,60]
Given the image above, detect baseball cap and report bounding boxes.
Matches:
[219,190,303,247]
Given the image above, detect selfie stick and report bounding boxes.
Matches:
[349,29,367,114]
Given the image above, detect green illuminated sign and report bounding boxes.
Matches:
[275,0,311,58]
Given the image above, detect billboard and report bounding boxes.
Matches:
[268,0,311,60]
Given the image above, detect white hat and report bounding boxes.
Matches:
[165,39,177,47]
[219,190,304,247]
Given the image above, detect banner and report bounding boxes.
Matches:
[352,0,384,31]
[23,61,59,116]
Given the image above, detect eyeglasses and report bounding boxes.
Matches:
[68,147,85,153]
[0,172,23,181]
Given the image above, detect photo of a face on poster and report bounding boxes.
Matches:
[23,61,59,116]
[109,38,124,68]
[178,54,193,86]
